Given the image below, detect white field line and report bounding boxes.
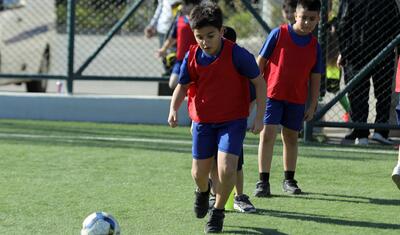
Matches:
[0,132,396,155]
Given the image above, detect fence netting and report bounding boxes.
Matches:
[323,0,400,126]
[1,0,399,128]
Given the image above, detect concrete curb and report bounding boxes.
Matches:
[0,92,191,125]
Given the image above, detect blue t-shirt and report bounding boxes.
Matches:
[171,16,190,39]
[178,40,260,85]
[259,24,323,74]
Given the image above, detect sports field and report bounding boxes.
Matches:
[0,119,398,234]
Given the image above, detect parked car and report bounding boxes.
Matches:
[0,0,55,92]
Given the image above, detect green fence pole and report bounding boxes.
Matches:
[75,0,146,76]
[66,0,76,94]
[240,0,271,34]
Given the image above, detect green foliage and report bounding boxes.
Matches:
[219,0,259,38]
[56,1,154,34]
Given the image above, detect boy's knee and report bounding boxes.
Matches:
[282,129,298,145]
[219,165,237,178]
[169,74,178,89]
[191,168,204,180]
[260,127,276,143]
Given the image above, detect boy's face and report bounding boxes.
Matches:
[193,26,224,56]
[282,6,296,24]
[293,6,320,35]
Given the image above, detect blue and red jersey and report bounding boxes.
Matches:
[172,15,197,61]
[260,24,322,104]
[180,39,259,123]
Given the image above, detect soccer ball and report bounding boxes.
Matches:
[81,212,121,235]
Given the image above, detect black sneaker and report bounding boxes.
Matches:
[254,180,271,197]
[282,179,302,194]
[344,130,357,140]
[204,208,225,234]
[194,183,210,218]
[234,194,256,213]
[209,193,216,210]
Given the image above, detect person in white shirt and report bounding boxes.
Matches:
[145,0,181,46]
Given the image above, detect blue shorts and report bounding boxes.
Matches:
[264,98,305,131]
[192,119,247,159]
[396,98,400,125]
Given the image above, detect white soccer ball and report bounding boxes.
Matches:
[81,212,121,235]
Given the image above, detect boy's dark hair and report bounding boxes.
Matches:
[296,0,321,12]
[223,26,237,42]
[282,0,297,10]
[189,1,223,30]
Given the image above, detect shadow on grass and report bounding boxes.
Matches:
[0,136,191,154]
[254,208,400,230]
[0,120,191,140]
[271,192,400,206]
[224,226,288,235]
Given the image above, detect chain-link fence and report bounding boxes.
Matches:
[0,0,399,139]
[310,0,400,141]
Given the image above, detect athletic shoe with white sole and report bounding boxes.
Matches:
[233,194,256,213]
[392,164,400,190]
[372,133,394,145]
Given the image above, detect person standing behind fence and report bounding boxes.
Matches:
[393,57,400,190]
[254,0,322,197]
[168,2,266,232]
[336,0,400,145]
[158,0,200,89]
[145,0,181,46]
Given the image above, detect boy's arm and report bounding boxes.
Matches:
[304,73,321,121]
[250,75,266,134]
[168,83,189,127]
[158,37,177,58]
[256,56,267,78]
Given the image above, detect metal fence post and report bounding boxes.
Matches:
[66,0,76,94]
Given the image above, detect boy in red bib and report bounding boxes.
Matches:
[255,0,322,197]
[393,57,400,190]
[168,2,266,233]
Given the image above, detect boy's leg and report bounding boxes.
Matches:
[192,158,214,218]
[235,169,244,195]
[393,102,400,189]
[255,124,278,197]
[281,127,298,171]
[392,151,400,190]
[214,151,238,209]
[191,122,217,218]
[168,73,179,89]
[208,157,218,209]
[205,119,246,233]
[234,168,256,213]
[281,127,301,194]
[280,102,305,194]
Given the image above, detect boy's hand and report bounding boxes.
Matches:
[304,107,315,122]
[251,116,264,134]
[144,26,156,38]
[168,110,178,128]
[157,48,167,58]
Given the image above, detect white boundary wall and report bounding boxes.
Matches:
[0,93,191,126]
